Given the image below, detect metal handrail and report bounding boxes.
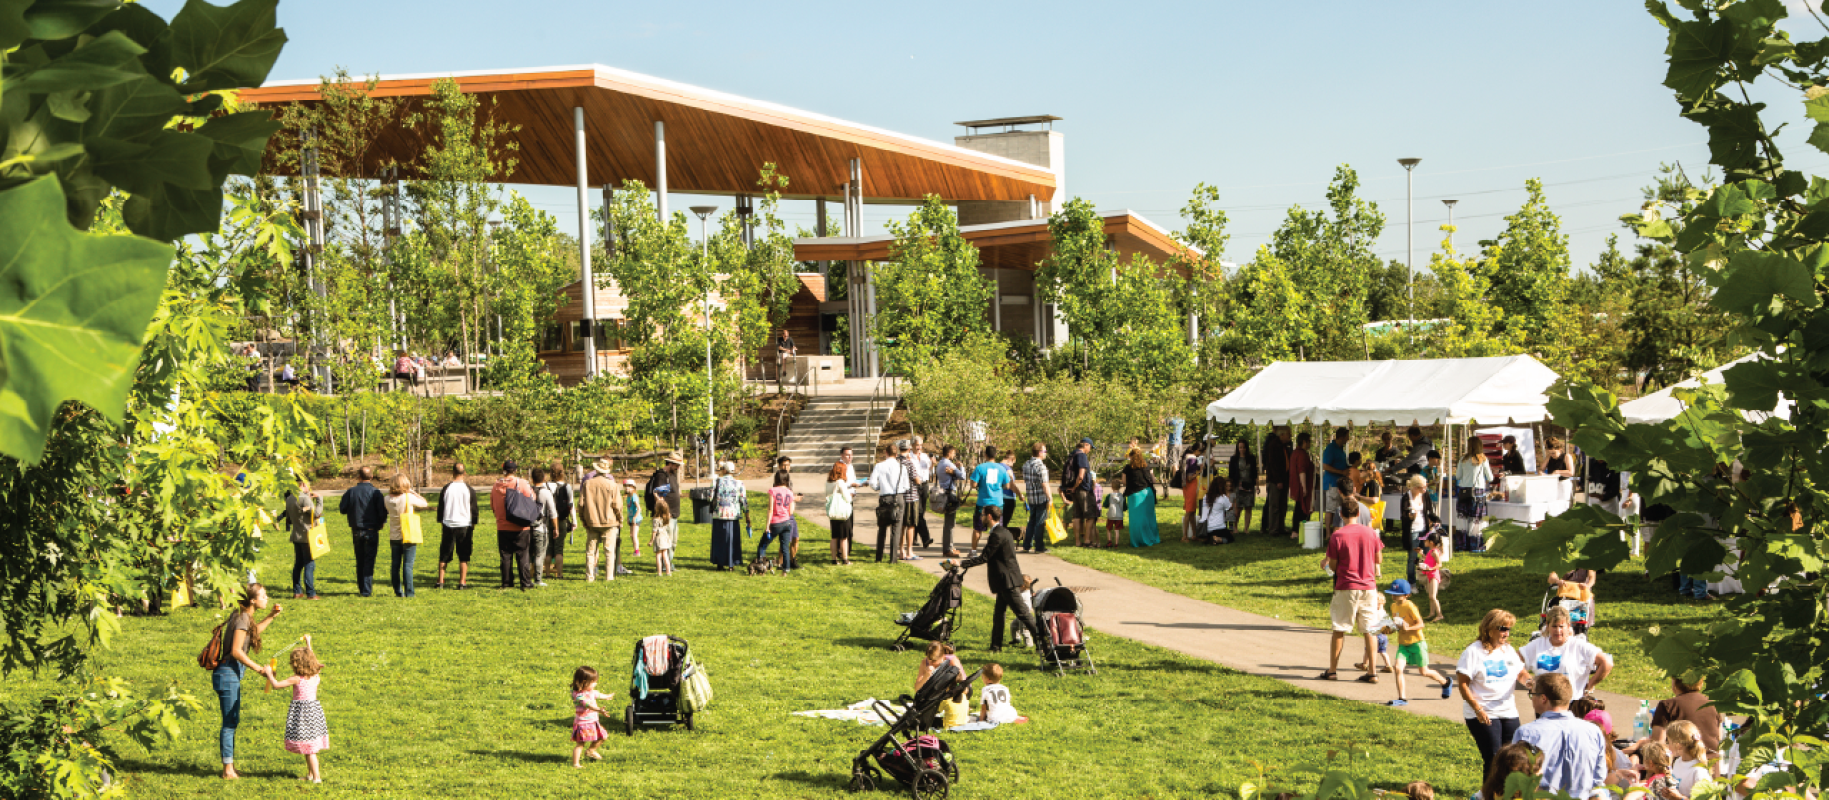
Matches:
[864,372,898,454]
[773,371,810,459]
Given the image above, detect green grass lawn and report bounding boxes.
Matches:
[3,502,1491,799]
[1048,495,1727,701]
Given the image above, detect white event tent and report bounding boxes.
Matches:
[1206,355,1562,555]
[1618,354,1788,425]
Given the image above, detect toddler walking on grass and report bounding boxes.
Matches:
[1102,477,1126,547]
[1383,579,1453,706]
[624,478,644,562]
[262,634,328,784]
[571,666,610,767]
[650,503,675,576]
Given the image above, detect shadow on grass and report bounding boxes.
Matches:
[116,761,295,779]
[465,748,571,765]
[831,636,900,650]
[767,770,848,790]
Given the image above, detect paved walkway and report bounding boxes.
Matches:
[767,476,1643,724]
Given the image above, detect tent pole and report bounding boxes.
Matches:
[1444,424,1456,562]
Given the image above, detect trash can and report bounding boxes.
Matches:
[689,487,714,524]
[1301,521,1324,550]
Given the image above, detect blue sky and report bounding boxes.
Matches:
[152,0,1827,271]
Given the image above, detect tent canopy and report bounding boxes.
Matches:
[1206,356,1561,426]
[1618,354,1788,424]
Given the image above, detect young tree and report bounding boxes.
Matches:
[872,195,995,377]
[1264,166,1385,361]
[1476,179,1571,340]
[1617,167,1737,391]
[1173,183,1232,368]
[1039,198,1192,385]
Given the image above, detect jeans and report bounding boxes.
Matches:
[1465,716,1521,780]
[389,541,417,596]
[758,521,794,569]
[1265,481,1289,536]
[213,664,242,763]
[1003,497,1017,533]
[1402,526,1420,585]
[1023,500,1051,552]
[352,528,379,596]
[1679,574,1710,599]
[991,587,1045,650]
[530,525,549,578]
[913,484,932,547]
[875,500,904,562]
[291,541,316,597]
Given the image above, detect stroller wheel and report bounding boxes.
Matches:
[624,705,635,736]
[684,711,694,731]
[849,765,881,793]
[910,768,949,800]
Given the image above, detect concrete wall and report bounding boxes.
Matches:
[953,130,1064,226]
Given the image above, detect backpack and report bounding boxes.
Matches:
[1048,613,1084,647]
[197,616,234,670]
[1169,462,1185,489]
[553,482,574,522]
[502,481,540,528]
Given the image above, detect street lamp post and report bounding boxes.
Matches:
[691,205,718,487]
[1442,199,1459,253]
[1398,158,1421,325]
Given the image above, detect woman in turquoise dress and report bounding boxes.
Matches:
[1122,448,1160,547]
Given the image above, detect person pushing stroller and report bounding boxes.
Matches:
[945,506,1047,655]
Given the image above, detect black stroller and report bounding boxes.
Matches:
[848,661,979,798]
[1033,579,1097,676]
[891,566,964,652]
[623,634,707,734]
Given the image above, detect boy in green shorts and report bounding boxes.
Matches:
[1385,578,1453,706]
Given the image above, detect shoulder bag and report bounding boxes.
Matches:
[826,483,854,521]
[307,505,331,560]
[400,500,424,544]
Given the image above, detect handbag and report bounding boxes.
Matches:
[307,507,331,560]
[927,480,948,505]
[1044,505,1068,544]
[1169,462,1185,489]
[503,483,540,527]
[401,504,423,544]
[825,486,853,521]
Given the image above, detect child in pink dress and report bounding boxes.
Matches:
[571,666,610,767]
[263,635,329,783]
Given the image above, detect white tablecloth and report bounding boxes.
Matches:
[1486,499,1571,525]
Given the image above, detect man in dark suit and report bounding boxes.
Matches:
[949,506,1046,654]
[337,466,387,597]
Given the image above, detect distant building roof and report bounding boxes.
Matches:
[954,115,1063,133]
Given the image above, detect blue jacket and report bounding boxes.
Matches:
[339,481,387,531]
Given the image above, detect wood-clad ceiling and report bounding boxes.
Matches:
[239,66,1058,203]
[792,212,1195,274]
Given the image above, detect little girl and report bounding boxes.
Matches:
[1639,741,1682,800]
[262,634,328,783]
[1418,535,1445,621]
[571,666,610,767]
[623,478,644,560]
[1102,477,1126,548]
[915,640,964,693]
[649,502,675,575]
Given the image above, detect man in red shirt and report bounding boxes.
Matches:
[491,460,536,590]
[1321,496,1384,682]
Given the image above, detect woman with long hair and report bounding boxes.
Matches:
[1480,741,1542,800]
[284,477,322,599]
[386,473,429,597]
[825,459,856,564]
[1456,436,1494,553]
[1456,609,1532,780]
[210,583,283,780]
[1230,438,1258,536]
[1289,432,1316,536]
[1125,448,1161,547]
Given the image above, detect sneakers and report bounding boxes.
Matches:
[615,566,632,576]
[1388,699,1409,706]
[1440,683,1453,699]
[536,581,549,588]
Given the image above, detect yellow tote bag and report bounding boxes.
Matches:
[401,506,423,544]
[307,507,332,560]
[1045,505,1068,544]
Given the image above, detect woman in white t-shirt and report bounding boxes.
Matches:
[1455,436,1495,552]
[1456,608,1533,781]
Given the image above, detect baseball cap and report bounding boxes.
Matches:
[1079,437,1094,446]
[1384,579,1413,596]
[501,459,518,473]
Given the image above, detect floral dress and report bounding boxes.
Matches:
[284,674,330,754]
[572,690,608,743]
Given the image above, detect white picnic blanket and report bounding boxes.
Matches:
[792,698,905,726]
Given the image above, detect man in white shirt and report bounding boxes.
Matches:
[435,463,477,589]
[911,436,935,549]
[868,443,911,563]
[1518,606,1612,707]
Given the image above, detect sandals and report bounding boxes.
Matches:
[1356,673,1379,684]
[1318,670,1339,681]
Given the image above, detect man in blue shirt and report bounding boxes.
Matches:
[337,467,387,597]
[1320,427,1351,531]
[1062,438,1096,547]
[1513,674,1609,800]
[968,446,1009,558]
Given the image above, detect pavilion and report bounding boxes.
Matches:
[241,64,1196,383]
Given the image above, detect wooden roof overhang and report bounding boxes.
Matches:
[793,210,1197,274]
[239,65,1058,203]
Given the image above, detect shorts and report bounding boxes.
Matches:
[1396,641,1428,667]
[1234,487,1257,512]
[1106,518,1124,531]
[974,505,998,532]
[1322,490,1342,514]
[1376,633,1388,653]
[439,525,474,563]
[1071,488,1098,518]
[1330,589,1380,633]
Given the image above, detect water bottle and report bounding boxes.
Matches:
[1633,700,1653,740]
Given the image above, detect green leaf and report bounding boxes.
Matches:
[168,0,286,93]
[0,175,170,463]
[0,0,30,49]
[1699,184,1757,218]
[1723,359,1790,413]
[1665,18,1733,100]
[92,129,214,194]
[1712,251,1816,315]
[7,29,146,94]
[22,0,122,41]
[121,181,223,241]
[193,110,279,178]
[47,90,93,123]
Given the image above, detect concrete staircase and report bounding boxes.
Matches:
[776,397,886,472]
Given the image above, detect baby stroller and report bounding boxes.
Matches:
[624,634,710,734]
[1032,578,1096,677]
[848,661,978,798]
[892,566,964,652]
[1536,586,1595,640]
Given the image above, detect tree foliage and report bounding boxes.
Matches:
[1039,197,1191,386]
[873,194,995,376]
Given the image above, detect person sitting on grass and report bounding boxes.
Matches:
[976,663,1026,725]
[1199,475,1234,545]
[1403,782,1435,800]
[915,641,963,694]
[1383,579,1453,706]
[1481,741,1543,800]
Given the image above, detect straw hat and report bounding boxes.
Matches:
[664,451,685,466]
[592,457,615,475]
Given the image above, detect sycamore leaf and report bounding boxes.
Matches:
[194,110,280,177]
[0,0,28,49]
[1712,251,1816,315]
[1665,18,1733,100]
[0,175,170,463]
[23,0,122,41]
[168,0,286,93]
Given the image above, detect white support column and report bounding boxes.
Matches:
[654,120,668,222]
[576,107,597,378]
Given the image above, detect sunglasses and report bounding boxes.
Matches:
[1497,626,1513,633]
